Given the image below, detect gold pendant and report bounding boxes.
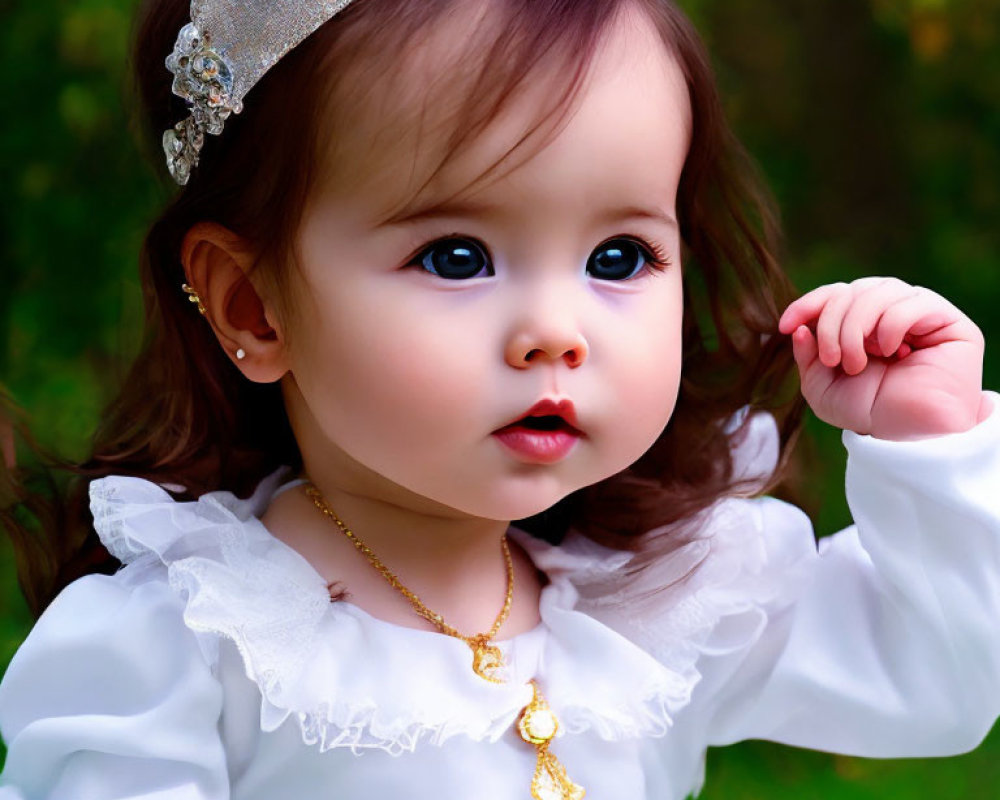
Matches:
[518,681,585,800]
[531,750,586,800]
[471,641,506,683]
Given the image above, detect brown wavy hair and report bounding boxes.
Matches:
[1,0,803,617]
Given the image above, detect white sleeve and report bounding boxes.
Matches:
[705,392,1000,756]
[0,573,230,799]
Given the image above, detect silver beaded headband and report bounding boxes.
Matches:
[163,0,359,185]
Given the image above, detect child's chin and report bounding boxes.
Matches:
[480,490,581,526]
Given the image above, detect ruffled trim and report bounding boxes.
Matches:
[87,475,516,753]
[519,410,810,707]
[88,421,803,755]
[508,494,812,737]
[551,500,810,687]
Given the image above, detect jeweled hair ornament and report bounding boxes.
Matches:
[163,0,359,185]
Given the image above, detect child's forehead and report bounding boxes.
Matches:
[311,3,562,208]
[310,2,689,224]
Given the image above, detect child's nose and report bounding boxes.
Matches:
[503,305,589,370]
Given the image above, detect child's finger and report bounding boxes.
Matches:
[791,324,819,370]
[779,284,843,334]
[838,280,918,374]
[814,286,856,368]
[875,292,959,357]
[792,324,835,405]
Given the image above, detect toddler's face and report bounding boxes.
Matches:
[279,8,691,521]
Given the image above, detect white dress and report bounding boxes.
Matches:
[2,397,1000,800]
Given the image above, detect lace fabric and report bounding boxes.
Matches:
[87,414,797,755]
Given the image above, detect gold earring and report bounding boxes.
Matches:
[181,283,207,315]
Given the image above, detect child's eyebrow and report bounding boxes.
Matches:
[381,197,678,231]
[597,204,679,231]
[380,198,499,227]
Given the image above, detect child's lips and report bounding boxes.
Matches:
[491,425,581,464]
[491,398,583,464]
[494,397,583,435]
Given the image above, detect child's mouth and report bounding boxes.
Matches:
[515,415,574,432]
[492,400,583,464]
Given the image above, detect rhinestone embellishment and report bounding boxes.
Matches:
[163,23,240,184]
[161,1,360,184]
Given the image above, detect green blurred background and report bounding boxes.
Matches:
[0,0,997,795]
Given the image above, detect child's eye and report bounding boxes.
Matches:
[586,237,670,281]
[410,237,493,280]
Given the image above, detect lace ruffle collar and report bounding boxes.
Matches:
[88,466,791,754]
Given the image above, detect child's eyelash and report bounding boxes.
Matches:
[620,236,672,272]
[402,232,672,276]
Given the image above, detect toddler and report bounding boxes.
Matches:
[0,0,997,798]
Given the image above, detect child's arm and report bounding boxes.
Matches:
[701,408,1000,754]
[0,574,230,798]
[695,278,999,754]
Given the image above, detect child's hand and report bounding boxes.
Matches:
[779,277,988,440]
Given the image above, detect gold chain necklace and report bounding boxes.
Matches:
[304,482,512,682]
[304,482,585,800]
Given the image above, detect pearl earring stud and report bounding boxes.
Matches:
[236,348,246,360]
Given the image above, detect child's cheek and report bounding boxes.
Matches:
[587,278,684,469]
[607,339,682,460]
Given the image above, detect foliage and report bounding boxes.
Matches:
[1,0,998,789]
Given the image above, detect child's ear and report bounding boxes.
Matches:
[181,222,290,383]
